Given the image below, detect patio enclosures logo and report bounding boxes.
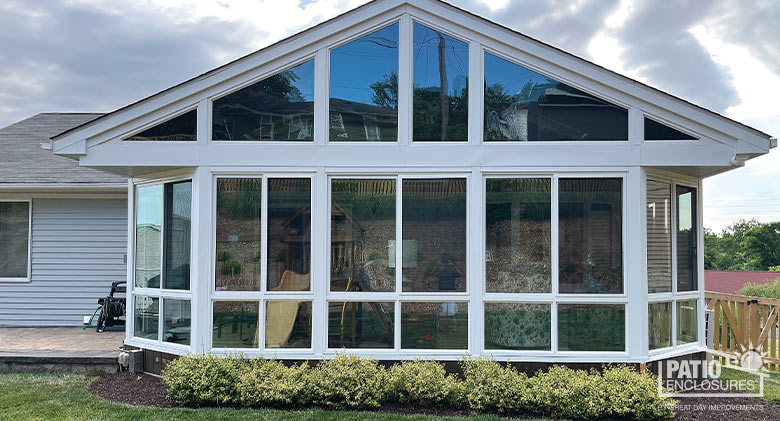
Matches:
[658,350,768,397]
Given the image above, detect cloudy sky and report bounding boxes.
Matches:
[0,0,777,231]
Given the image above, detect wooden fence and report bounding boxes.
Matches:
[705,291,780,371]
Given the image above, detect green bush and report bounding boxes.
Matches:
[216,249,233,262]
[310,354,390,409]
[460,357,530,413]
[162,354,248,407]
[739,278,780,299]
[161,354,675,420]
[388,360,460,406]
[219,259,243,275]
[237,359,312,407]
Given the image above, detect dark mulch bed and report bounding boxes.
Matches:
[89,371,173,408]
[89,372,780,420]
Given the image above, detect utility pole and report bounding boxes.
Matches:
[438,33,449,141]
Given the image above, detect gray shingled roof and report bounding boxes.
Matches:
[0,113,126,185]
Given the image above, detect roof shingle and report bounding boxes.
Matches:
[0,113,126,185]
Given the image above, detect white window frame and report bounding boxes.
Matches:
[0,199,33,283]
[128,173,194,353]
[482,173,629,359]
[208,172,316,355]
[324,172,472,358]
[646,172,703,357]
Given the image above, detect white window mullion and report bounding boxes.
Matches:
[468,42,483,145]
[468,169,483,354]
[551,174,559,353]
[313,168,327,357]
[397,13,412,145]
[314,48,328,145]
[395,174,403,350]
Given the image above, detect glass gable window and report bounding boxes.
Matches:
[558,178,623,294]
[484,52,628,141]
[645,117,697,140]
[677,186,698,292]
[413,23,468,141]
[647,180,672,293]
[213,60,315,141]
[485,178,551,293]
[0,202,30,279]
[125,110,197,141]
[330,23,398,141]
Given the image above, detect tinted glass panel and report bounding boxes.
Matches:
[559,178,623,294]
[212,301,259,348]
[649,301,672,350]
[213,60,315,141]
[216,179,262,291]
[0,202,29,278]
[163,298,191,345]
[677,186,698,292]
[328,301,394,349]
[134,296,159,340]
[331,179,396,292]
[484,52,628,141]
[330,23,398,141]
[645,117,697,140]
[486,178,551,293]
[125,110,197,141]
[484,302,550,350]
[267,179,311,291]
[677,299,698,344]
[413,23,468,141]
[164,181,191,290]
[266,301,312,348]
[401,302,467,349]
[402,179,466,292]
[558,304,625,351]
[135,185,163,288]
[647,180,672,293]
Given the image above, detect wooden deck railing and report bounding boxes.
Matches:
[705,291,780,371]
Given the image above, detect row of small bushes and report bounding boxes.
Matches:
[162,354,676,420]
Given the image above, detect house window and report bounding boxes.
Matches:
[558,178,623,294]
[647,177,700,352]
[0,201,30,280]
[644,117,697,141]
[133,180,192,346]
[483,52,628,141]
[124,109,197,141]
[213,60,315,141]
[212,175,313,350]
[412,22,469,141]
[328,176,468,351]
[330,23,398,141]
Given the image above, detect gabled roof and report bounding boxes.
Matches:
[0,113,126,186]
[51,0,774,148]
[50,0,775,166]
[705,270,780,295]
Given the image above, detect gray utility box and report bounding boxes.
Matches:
[118,349,144,373]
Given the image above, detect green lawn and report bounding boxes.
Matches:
[719,366,780,404]
[0,373,536,421]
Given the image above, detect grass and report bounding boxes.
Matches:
[719,366,780,404]
[0,372,540,421]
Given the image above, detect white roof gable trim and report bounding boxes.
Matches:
[52,0,773,160]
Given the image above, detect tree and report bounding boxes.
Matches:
[369,71,398,109]
[704,219,780,271]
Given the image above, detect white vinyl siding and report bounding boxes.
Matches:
[0,199,127,326]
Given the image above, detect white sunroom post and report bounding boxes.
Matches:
[697,178,706,348]
[626,167,647,360]
[190,166,213,353]
[125,178,136,345]
[468,168,484,355]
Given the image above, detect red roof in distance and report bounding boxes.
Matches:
[705,270,780,295]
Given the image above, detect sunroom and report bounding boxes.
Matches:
[51,0,774,366]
